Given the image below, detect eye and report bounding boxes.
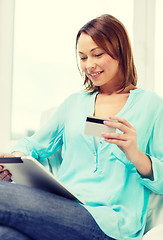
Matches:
[80,57,87,61]
[95,53,104,57]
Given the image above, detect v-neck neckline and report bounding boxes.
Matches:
[90,88,143,118]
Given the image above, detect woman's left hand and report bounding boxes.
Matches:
[102,116,139,163]
[0,165,12,182]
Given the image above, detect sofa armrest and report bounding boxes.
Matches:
[144,192,163,234]
[143,224,163,239]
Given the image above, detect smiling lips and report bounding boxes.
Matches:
[88,71,103,79]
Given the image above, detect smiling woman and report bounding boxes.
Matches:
[0,10,163,240]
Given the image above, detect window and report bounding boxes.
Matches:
[12,0,134,139]
[155,0,163,98]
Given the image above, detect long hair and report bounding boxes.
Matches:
[76,14,137,93]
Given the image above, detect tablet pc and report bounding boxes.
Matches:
[0,156,84,204]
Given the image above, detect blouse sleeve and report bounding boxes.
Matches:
[136,106,163,194]
[11,97,68,160]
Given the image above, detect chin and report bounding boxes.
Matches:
[93,81,105,87]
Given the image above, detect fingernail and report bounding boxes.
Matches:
[0,165,3,170]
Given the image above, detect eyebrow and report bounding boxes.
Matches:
[78,47,100,54]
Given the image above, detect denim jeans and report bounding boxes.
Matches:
[0,181,115,240]
[0,226,31,240]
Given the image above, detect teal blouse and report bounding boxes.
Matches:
[12,89,163,240]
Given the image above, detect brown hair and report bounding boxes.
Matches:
[76,14,137,93]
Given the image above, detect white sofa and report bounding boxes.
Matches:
[143,193,163,239]
[143,224,163,240]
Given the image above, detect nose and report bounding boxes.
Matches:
[86,58,96,72]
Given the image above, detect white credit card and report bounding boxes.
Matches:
[84,116,116,137]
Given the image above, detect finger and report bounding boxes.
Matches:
[104,120,129,133]
[102,132,127,140]
[2,174,12,182]
[0,172,6,180]
[0,165,4,171]
[0,153,15,158]
[0,153,5,158]
[0,170,10,180]
[107,116,134,128]
[104,138,125,147]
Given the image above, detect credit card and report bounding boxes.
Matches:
[84,116,116,137]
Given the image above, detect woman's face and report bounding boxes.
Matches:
[78,33,123,92]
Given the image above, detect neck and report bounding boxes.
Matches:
[99,84,137,95]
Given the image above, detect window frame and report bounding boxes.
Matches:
[0,0,16,151]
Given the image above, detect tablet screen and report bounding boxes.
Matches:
[0,157,23,163]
